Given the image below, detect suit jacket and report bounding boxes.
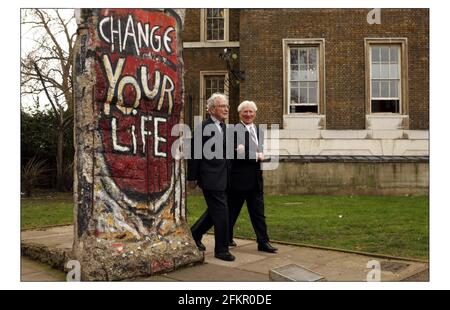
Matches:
[229,122,264,192]
[187,117,230,191]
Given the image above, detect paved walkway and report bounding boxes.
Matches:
[21,225,428,282]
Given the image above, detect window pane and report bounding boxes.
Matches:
[371,64,380,79]
[299,82,308,88]
[372,81,380,98]
[389,64,399,79]
[308,65,318,81]
[213,18,219,30]
[380,64,389,79]
[290,50,298,65]
[380,81,389,97]
[299,65,309,80]
[372,46,380,63]
[372,100,399,113]
[208,30,214,40]
[390,80,399,98]
[390,46,399,63]
[290,105,318,113]
[309,48,317,65]
[291,70,299,81]
[299,87,307,103]
[290,87,299,103]
[309,85,317,103]
[299,49,307,65]
[380,46,390,62]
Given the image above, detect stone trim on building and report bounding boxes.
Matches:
[263,129,429,156]
[183,41,240,49]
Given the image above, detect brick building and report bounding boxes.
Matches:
[181,9,429,194]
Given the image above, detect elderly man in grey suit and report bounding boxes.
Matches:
[187,93,235,261]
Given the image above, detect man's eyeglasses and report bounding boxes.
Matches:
[214,104,229,109]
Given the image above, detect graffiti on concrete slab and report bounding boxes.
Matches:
[73,8,202,281]
[74,9,190,242]
[94,9,185,237]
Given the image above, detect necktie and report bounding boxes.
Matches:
[219,122,226,134]
[249,125,258,150]
[220,122,227,153]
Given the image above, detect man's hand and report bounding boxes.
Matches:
[257,152,264,161]
[187,181,197,189]
[236,144,245,154]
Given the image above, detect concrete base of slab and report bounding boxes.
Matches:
[21,225,429,282]
[73,235,204,281]
[22,225,204,281]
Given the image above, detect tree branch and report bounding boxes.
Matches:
[33,62,59,118]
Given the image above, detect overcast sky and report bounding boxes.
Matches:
[21,9,77,112]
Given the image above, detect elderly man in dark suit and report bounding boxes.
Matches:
[228,100,278,253]
[187,93,235,261]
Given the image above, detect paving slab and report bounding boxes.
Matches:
[205,251,267,268]
[237,256,318,275]
[21,225,429,282]
[134,275,180,282]
[21,257,65,282]
[237,242,301,256]
[22,225,73,250]
[159,262,269,282]
[310,254,428,282]
[268,245,353,266]
[196,234,255,254]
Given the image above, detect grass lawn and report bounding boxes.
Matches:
[21,192,429,260]
[21,192,73,229]
[187,194,428,260]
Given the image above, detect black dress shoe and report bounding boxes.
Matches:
[214,251,235,261]
[229,240,237,247]
[194,239,206,251]
[258,242,278,253]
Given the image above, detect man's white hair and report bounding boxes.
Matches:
[237,100,258,112]
[207,93,228,110]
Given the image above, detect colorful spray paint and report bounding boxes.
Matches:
[73,9,202,281]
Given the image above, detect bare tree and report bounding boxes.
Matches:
[21,9,76,191]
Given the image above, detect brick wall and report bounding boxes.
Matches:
[182,9,241,126]
[182,9,429,130]
[239,8,429,129]
[182,47,241,125]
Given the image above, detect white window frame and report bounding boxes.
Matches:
[283,38,325,115]
[369,44,402,113]
[365,38,408,115]
[199,71,229,120]
[200,9,229,42]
